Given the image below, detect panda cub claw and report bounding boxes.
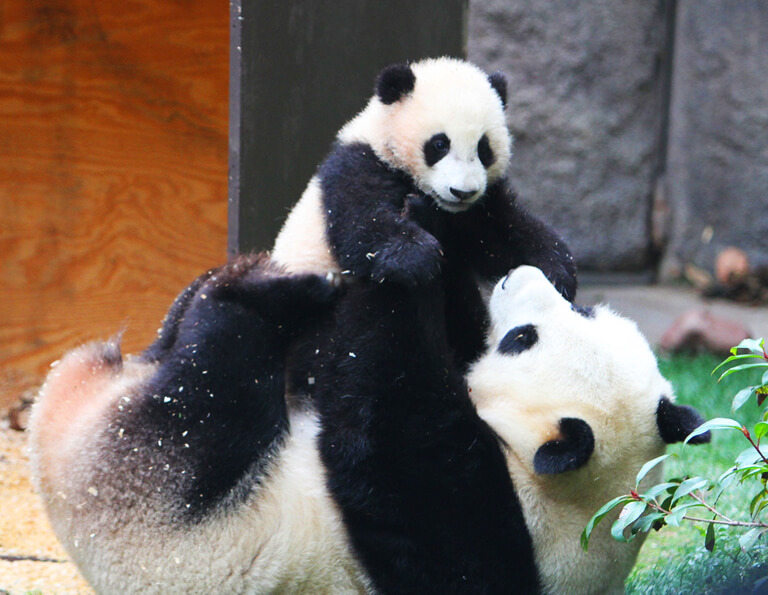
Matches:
[370,229,443,287]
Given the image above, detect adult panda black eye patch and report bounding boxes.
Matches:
[498,324,538,355]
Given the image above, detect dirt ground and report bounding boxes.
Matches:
[0,386,93,594]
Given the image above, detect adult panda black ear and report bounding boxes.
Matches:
[533,418,595,475]
[488,72,508,109]
[376,63,416,105]
[656,396,711,444]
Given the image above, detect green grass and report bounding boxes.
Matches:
[626,353,768,595]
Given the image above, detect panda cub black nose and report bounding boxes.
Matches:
[450,187,476,201]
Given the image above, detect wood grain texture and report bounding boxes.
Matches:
[0,0,229,380]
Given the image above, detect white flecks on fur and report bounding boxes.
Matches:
[29,345,372,594]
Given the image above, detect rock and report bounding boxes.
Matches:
[659,308,751,354]
[468,0,667,270]
[715,247,750,287]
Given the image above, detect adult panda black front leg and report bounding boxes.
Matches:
[29,255,355,593]
[313,278,539,595]
[125,255,342,517]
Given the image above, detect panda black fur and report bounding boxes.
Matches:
[272,57,577,368]
[30,257,710,594]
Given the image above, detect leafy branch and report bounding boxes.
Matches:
[582,338,768,555]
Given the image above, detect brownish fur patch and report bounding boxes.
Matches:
[29,339,153,496]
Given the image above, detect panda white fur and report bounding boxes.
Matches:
[468,266,711,594]
[29,257,708,594]
[271,57,577,367]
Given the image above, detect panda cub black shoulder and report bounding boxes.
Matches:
[29,257,710,594]
[272,57,577,366]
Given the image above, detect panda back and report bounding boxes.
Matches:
[272,176,340,275]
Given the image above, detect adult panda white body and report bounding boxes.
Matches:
[29,257,709,594]
[272,57,577,368]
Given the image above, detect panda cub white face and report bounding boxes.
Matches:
[339,57,512,213]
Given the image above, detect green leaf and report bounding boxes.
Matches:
[665,502,703,527]
[716,466,738,487]
[755,421,768,441]
[610,501,647,543]
[738,527,763,551]
[751,498,768,520]
[712,470,737,505]
[635,454,673,487]
[736,447,762,467]
[672,477,710,504]
[719,363,768,382]
[685,418,743,444]
[749,490,768,518]
[713,353,766,376]
[581,495,633,551]
[643,482,680,500]
[732,386,758,412]
[740,466,768,481]
[705,522,716,552]
[631,511,666,534]
[735,338,765,354]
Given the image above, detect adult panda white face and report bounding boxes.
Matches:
[468,266,710,595]
[340,58,512,213]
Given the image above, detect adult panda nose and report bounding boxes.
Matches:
[449,187,477,201]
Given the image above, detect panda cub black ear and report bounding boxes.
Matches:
[488,72,508,108]
[376,63,416,105]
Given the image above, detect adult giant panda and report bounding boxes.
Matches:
[272,57,577,367]
[29,257,709,594]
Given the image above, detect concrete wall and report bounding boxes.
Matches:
[661,0,768,281]
[468,0,768,280]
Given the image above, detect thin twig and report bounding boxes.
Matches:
[0,554,67,563]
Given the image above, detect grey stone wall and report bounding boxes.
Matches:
[468,0,669,271]
[468,0,768,280]
[661,0,768,281]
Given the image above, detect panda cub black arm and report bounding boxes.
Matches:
[474,181,577,300]
[415,180,578,301]
[319,141,443,287]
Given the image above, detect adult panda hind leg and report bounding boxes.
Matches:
[28,254,343,591]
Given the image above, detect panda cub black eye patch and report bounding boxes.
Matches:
[477,134,495,168]
[498,324,538,355]
[424,133,451,166]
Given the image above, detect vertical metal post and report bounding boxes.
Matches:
[228,0,467,256]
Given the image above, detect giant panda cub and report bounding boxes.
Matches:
[29,257,709,594]
[272,57,577,367]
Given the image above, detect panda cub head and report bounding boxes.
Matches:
[468,266,710,595]
[339,57,512,212]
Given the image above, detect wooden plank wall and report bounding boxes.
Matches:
[0,0,229,386]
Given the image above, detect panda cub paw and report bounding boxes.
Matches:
[370,227,443,287]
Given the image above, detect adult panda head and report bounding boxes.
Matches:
[338,57,512,213]
[467,266,711,595]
